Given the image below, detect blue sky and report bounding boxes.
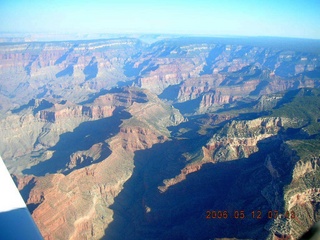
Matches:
[0,0,319,39]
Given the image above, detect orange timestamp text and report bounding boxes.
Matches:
[205,210,295,220]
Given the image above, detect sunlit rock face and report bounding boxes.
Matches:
[0,39,144,112]
[9,87,184,240]
[1,37,319,114]
[123,38,320,114]
[1,37,320,240]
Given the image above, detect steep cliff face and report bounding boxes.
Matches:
[277,140,320,239]
[0,100,103,167]
[2,37,320,240]
[204,117,285,161]
[0,39,142,77]
[12,87,184,240]
[0,39,144,111]
[159,117,288,195]
[1,37,319,114]
[124,38,320,114]
[100,88,320,240]
[1,87,165,174]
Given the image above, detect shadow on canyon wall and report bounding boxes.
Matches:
[103,123,298,240]
[23,107,131,176]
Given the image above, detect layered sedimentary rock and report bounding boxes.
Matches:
[13,87,184,239]
[1,37,319,114]
[1,87,167,173]
[0,39,144,112]
[1,37,320,240]
[159,117,286,193]
[124,38,320,113]
[204,117,286,161]
[151,89,320,240]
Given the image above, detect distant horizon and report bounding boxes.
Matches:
[1,31,320,41]
[1,0,319,40]
[1,31,320,40]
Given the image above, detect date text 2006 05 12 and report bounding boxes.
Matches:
[205,210,295,219]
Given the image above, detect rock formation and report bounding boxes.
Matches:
[0,36,319,240]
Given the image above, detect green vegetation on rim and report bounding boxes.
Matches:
[286,139,320,162]
[271,88,320,134]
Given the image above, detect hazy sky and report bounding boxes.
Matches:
[1,0,319,39]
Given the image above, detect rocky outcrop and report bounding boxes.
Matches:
[37,104,115,122]
[158,162,202,193]
[1,37,320,115]
[15,87,184,240]
[0,39,142,76]
[176,75,224,102]
[127,38,320,113]
[204,117,285,161]
[119,127,167,152]
[0,39,144,112]
[137,60,203,94]
[2,37,320,240]
[159,117,286,193]
[0,87,172,173]
[278,141,320,239]
[199,90,235,109]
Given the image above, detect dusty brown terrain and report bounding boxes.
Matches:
[0,36,319,239]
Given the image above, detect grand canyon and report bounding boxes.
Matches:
[0,35,320,239]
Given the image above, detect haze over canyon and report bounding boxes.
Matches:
[0,35,320,240]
